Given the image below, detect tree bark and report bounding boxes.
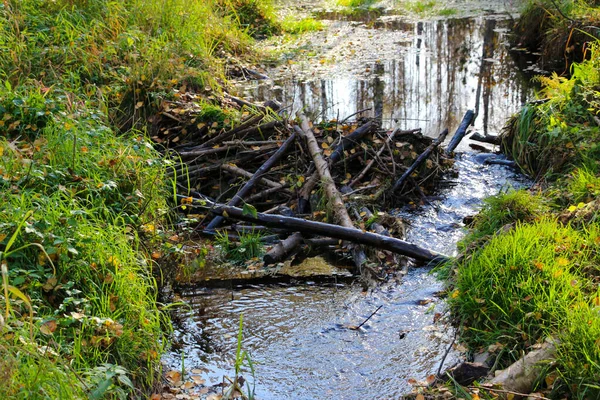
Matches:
[263,232,304,265]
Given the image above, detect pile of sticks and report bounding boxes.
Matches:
[158,97,474,276]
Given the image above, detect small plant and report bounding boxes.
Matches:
[223,314,256,400]
[461,189,547,245]
[216,230,265,263]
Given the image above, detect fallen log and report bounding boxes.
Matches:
[445,109,475,154]
[206,132,297,231]
[221,164,285,189]
[392,128,449,192]
[470,131,501,146]
[299,116,369,273]
[263,232,304,265]
[296,121,375,213]
[205,203,448,263]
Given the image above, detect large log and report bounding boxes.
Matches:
[205,132,296,231]
[207,203,448,263]
[296,121,374,213]
[392,128,449,192]
[299,116,370,273]
[445,110,475,154]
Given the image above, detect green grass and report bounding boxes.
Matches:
[282,17,324,34]
[460,189,547,246]
[438,8,457,16]
[407,0,438,14]
[216,230,265,263]
[451,219,600,397]
[337,0,377,7]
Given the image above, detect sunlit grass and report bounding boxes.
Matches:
[451,219,600,397]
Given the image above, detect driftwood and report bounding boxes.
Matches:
[488,339,557,394]
[206,203,448,263]
[221,164,285,189]
[206,133,297,231]
[445,109,476,154]
[392,128,449,192]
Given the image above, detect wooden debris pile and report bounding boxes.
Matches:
[155,98,473,277]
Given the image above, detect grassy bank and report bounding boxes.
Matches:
[0,0,291,397]
[446,22,600,400]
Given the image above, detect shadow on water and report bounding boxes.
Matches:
[164,12,533,400]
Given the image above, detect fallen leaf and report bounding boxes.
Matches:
[165,370,182,383]
[40,319,57,335]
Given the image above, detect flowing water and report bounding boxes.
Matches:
[164,3,533,398]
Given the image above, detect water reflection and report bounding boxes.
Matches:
[238,16,529,137]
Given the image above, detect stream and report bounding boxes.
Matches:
[163,2,533,398]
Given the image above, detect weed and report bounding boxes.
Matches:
[501,42,600,178]
[223,313,256,400]
[216,230,265,263]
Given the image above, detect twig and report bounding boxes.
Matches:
[349,305,383,330]
[340,107,372,124]
[436,328,458,377]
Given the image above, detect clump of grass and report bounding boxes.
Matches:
[438,8,457,16]
[451,219,600,396]
[337,0,376,7]
[462,189,547,245]
[282,17,324,34]
[407,0,438,14]
[216,230,265,263]
[216,0,281,38]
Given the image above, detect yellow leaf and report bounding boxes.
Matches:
[321,142,329,149]
[568,205,577,212]
[577,202,586,209]
[416,394,425,400]
[135,101,144,109]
